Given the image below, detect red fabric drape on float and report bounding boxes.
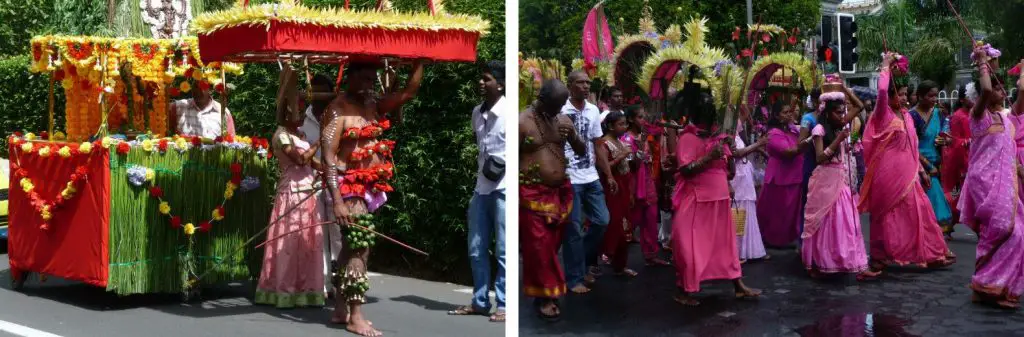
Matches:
[7,145,110,287]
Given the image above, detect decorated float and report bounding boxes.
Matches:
[9,35,274,296]
[9,0,488,298]
[636,17,731,120]
[519,55,567,109]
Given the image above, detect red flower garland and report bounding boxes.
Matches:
[342,119,392,140]
[150,163,244,234]
[339,162,395,196]
[12,140,100,231]
[349,140,396,162]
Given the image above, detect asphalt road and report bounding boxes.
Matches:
[0,253,503,337]
[520,215,1024,337]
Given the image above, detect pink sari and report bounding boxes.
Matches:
[670,126,740,293]
[859,68,950,266]
[960,110,1024,303]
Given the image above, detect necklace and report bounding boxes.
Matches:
[532,108,569,167]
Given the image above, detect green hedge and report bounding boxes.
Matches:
[0,0,504,286]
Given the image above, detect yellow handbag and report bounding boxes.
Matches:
[732,208,746,236]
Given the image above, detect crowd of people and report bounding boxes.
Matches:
[519,46,1024,321]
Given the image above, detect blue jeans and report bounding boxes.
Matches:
[467,190,505,311]
[561,180,610,288]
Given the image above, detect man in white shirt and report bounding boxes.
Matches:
[560,71,616,294]
[448,61,507,322]
[599,86,624,123]
[170,80,236,138]
[298,74,344,296]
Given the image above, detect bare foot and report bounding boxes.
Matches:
[739,259,748,264]
[331,312,372,326]
[536,300,559,321]
[645,258,671,266]
[856,269,882,282]
[346,316,381,336]
[673,294,700,306]
[583,274,597,285]
[734,283,762,300]
[570,284,591,294]
[615,268,638,277]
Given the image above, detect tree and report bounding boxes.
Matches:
[520,0,820,67]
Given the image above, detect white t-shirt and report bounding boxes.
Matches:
[300,106,322,158]
[560,99,603,185]
[173,99,231,139]
[599,109,622,123]
[472,96,508,195]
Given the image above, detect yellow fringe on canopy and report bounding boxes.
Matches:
[191,2,490,36]
[636,47,725,102]
[736,52,822,100]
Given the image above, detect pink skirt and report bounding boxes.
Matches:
[869,185,949,266]
[255,187,326,308]
[801,187,868,273]
[671,187,741,293]
[757,182,802,247]
[733,200,767,260]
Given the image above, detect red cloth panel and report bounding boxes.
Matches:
[7,144,110,287]
[198,21,480,63]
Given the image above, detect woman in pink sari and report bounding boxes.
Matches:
[801,83,877,280]
[670,89,760,306]
[256,68,325,308]
[757,99,810,247]
[859,53,954,274]
[622,106,671,266]
[960,51,1024,309]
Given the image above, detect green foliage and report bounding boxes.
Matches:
[974,0,1024,64]
[0,55,64,158]
[0,0,54,56]
[520,0,820,67]
[910,37,957,87]
[52,0,109,36]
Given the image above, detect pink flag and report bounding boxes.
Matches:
[582,2,613,68]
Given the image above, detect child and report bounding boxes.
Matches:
[597,111,636,276]
[623,106,670,266]
[255,65,326,308]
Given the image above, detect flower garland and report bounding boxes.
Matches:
[340,162,395,196]
[143,162,245,236]
[9,135,102,230]
[99,134,271,158]
[342,119,392,140]
[349,140,395,162]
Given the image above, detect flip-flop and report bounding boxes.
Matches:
[448,305,487,316]
[489,311,506,322]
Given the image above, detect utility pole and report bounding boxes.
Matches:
[746,0,753,25]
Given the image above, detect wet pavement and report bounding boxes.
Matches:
[519,216,1024,337]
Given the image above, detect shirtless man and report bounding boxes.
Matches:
[520,79,586,321]
[321,59,424,337]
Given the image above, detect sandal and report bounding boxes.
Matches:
[489,310,506,322]
[447,305,487,316]
[536,300,560,321]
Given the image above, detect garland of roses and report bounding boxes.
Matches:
[349,140,395,161]
[342,119,392,140]
[339,162,395,196]
[147,162,244,236]
[8,135,101,231]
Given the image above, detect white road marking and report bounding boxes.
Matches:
[0,320,63,337]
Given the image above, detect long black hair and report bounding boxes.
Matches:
[915,80,938,108]
[624,104,643,130]
[765,98,791,131]
[819,100,846,147]
[602,111,626,135]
